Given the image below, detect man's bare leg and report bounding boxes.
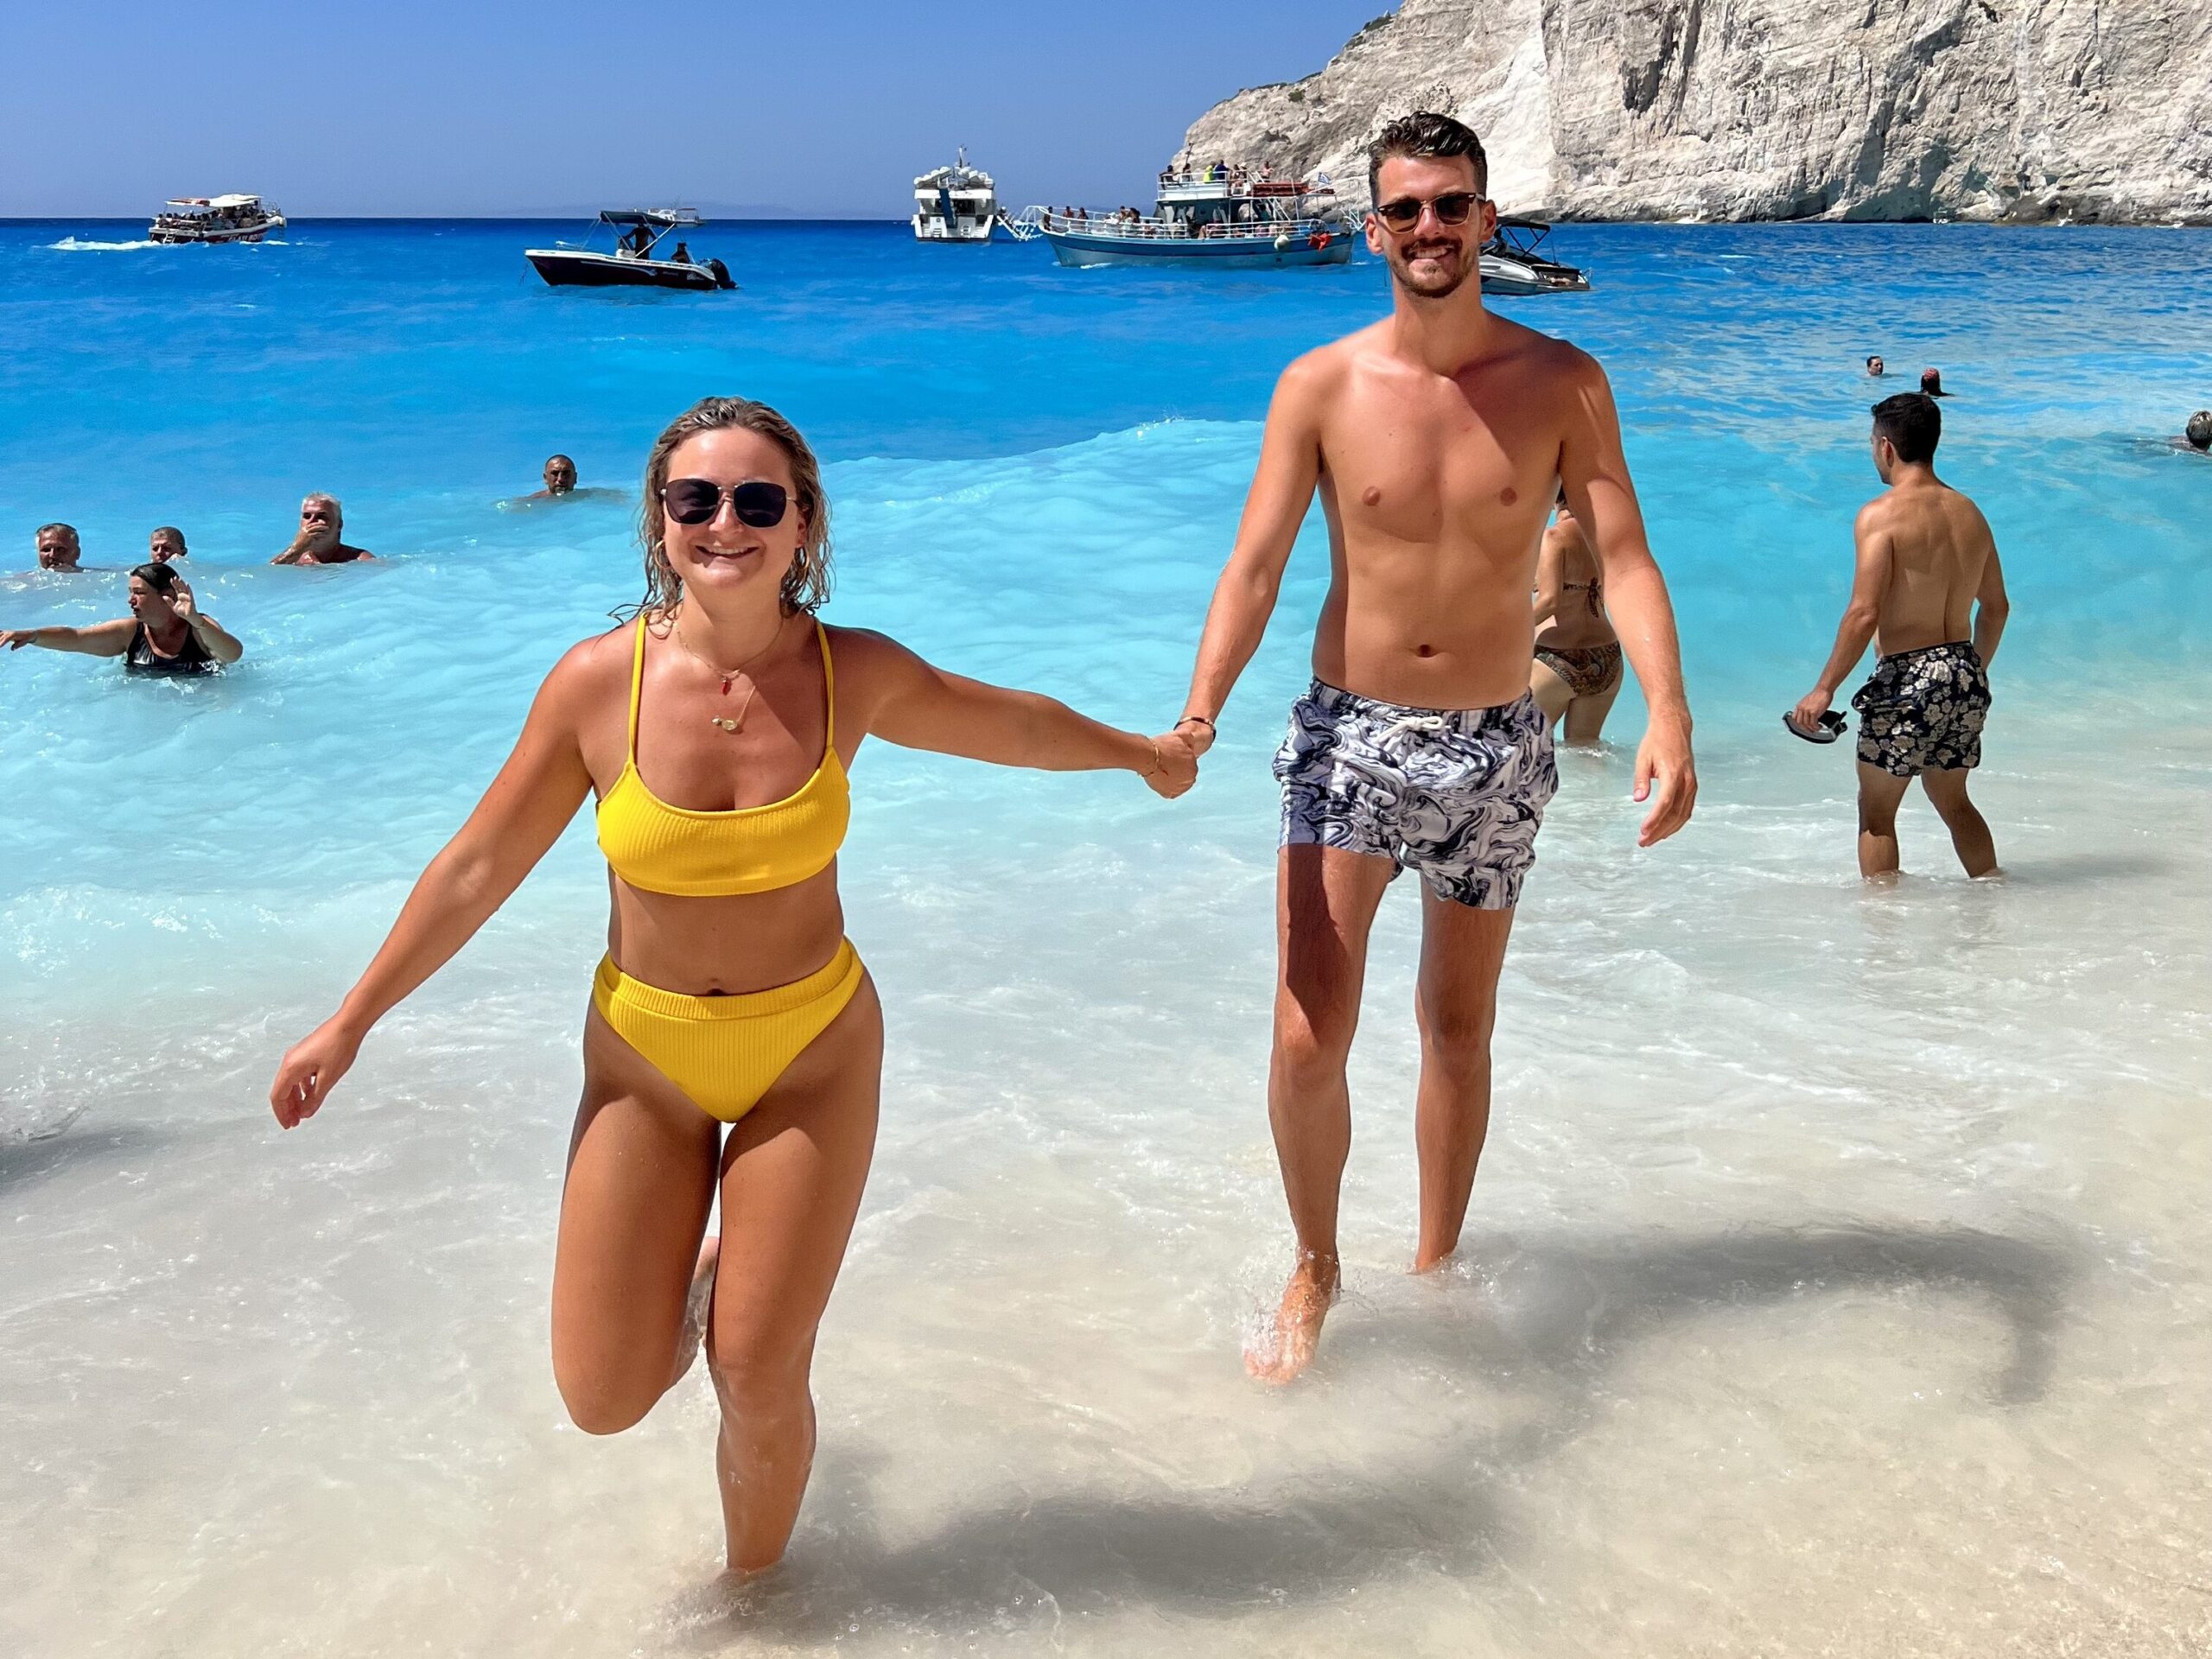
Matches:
[1412,891,1516,1271]
[1856,763,1911,882]
[1251,844,1393,1384]
[1919,766,1999,877]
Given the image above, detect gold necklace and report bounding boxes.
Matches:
[668,611,785,734]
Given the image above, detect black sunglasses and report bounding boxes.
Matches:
[1374,191,1481,231]
[661,478,790,528]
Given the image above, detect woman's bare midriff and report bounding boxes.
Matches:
[605,864,847,996]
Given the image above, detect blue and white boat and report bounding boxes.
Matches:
[1009,165,1353,269]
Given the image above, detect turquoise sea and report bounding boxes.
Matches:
[3,219,2209,1656]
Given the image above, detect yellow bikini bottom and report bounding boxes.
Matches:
[590,940,863,1122]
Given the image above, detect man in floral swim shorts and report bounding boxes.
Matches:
[1790,392,2012,880]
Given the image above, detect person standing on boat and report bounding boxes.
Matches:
[272,494,376,565]
[1173,112,1696,1383]
[269,397,1198,1573]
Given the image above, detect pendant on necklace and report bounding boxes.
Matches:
[712,716,740,733]
[721,677,734,696]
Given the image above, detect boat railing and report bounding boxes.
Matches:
[1014,207,1346,242]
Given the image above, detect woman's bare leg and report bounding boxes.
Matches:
[1529,659,1573,729]
[551,1005,723,1435]
[707,976,884,1573]
[1561,678,1623,746]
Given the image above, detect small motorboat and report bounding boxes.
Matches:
[149,194,285,244]
[1480,217,1590,296]
[525,209,734,291]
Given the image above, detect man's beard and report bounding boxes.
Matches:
[1387,238,1476,299]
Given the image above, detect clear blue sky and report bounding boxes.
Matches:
[0,2,1385,218]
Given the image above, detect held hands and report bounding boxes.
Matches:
[1142,728,1200,798]
[269,1015,364,1129]
[1631,717,1698,848]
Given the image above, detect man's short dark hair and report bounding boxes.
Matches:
[1872,393,1942,464]
[37,522,78,542]
[130,561,181,593]
[153,524,184,543]
[2186,410,2212,451]
[1368,112,1489,203]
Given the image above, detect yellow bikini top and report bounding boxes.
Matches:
[595,616,850,897]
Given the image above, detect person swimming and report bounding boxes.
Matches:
[271,493,376,564]
[1919,367,1948,397]
[148,526,188,563]
[1,561,242,672]
[2184,410,2211,453]
[1529,489,1625,744]
[268,395,1199,1575]
[33,523,84,573]
[1866,355,1885,377]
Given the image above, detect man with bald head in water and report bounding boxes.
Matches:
[1174,111,1697,1383]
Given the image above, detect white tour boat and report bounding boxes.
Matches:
[912,150,998,243]
[1008,165,1353,268]
[148,194,285,245]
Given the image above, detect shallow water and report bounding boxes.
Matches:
[3,220,2209,1656]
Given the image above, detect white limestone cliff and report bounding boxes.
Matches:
[1173,0,2212,223]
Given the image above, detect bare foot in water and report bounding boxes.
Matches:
[1246,1252,1341,1385]
[669,1235,719,1390]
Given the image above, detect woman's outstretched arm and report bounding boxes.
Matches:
[270,647,600,1127]
[842,629,1196,798]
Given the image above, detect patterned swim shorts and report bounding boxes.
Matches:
[1274,680,1560,910]
[1852,641,1991,777]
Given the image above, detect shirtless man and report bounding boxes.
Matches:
[35,523,85,572]
[149,526,188,563]
[1174,113,1697,1383]
[271,493,376,564]
[1789,392,2008,880]
[534,454,578,498]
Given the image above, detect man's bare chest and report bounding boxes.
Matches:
[1320,385,1564,547]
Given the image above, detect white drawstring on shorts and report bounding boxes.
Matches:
[1379,713,1449,745]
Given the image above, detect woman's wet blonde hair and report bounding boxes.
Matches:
[633,397,832,620]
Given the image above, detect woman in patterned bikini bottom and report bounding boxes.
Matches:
[1529,489,1624,742]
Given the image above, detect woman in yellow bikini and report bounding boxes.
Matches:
[269,397,1196,1573]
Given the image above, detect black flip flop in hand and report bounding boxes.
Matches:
[1783,709,1848,744]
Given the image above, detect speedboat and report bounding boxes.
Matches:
[913,149,999,243]
[149,194,285,244]
[524,210,734,291]
[1480,217,1590,296]
[1007,165,1353,268]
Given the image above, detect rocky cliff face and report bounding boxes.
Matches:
[1174,0,2212,224]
